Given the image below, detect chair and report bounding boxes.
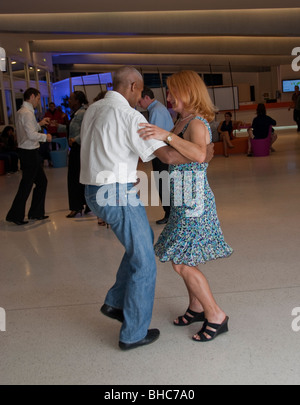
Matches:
[251,126,272,157]
[49,137,69,168]
[214,137,249,155]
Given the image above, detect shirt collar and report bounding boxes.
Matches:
[148,99,158,111]
[23,101,35,113]
[74,105,86,115]
[105,91,131,107]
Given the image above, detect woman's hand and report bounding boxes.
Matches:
[138,123,169,142]
[205,143,214,163]
[69,138,75,147]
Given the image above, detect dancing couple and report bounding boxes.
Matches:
[80,67,233,350]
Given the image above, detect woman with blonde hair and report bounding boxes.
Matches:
[139,71,233,342]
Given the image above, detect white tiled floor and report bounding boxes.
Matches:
[0,129,300,385]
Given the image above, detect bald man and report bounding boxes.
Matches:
[81,66,212,350]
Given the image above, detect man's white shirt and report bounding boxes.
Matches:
[80,91,166,186]
[16,102,47,150]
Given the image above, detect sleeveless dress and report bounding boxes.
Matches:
[154,117,233,266]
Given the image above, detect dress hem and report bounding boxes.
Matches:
[156,250,234,267]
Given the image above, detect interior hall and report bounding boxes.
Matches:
[0,0,300,386]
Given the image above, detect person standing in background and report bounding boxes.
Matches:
[294,89,300,133]
[6,88,52,226]
[58,91,89,218]
[92,90,109,227]
[139,87,174,224]
[289,85,300,132]
[44,102,68,138]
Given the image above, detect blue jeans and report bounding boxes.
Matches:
[85,183,157,344]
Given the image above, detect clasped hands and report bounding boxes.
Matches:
[38,117,52,142]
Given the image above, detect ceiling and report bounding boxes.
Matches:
[0,0,299,75]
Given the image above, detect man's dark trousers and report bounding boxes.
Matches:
[7,148,48,221]
[152,157,170,218]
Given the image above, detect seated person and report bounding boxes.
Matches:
[43,102,68,165]
[0,153,10,174]
[0,126,19,173]
[217,112,243,157]
[247,103,277,156]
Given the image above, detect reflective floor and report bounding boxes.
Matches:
[0,128,300,385]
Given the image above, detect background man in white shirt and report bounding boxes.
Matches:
[81,66,212,351]
[6,88,52,225]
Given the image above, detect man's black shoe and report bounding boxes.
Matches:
[101,304,124,323]
[28,216,49,221]
[156,215,169,225]
[119,329,160,351]
[6,217,29,226]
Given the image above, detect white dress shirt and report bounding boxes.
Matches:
[80,91,166,186]
[16,102,47,150]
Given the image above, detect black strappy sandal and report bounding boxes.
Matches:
[174,308,205,326]
[192,316,229,342]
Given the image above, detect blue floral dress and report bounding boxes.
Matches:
[154,117,233,266]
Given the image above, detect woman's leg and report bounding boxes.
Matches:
[172,262,226,338]
[224,132,234,148]
[271,131,278,151]
[221,134,228,157]
[220,132,234,157]
[247,128,253,155]
[173,276,204,325]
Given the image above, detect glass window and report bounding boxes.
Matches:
[37,68,47,83]
[28,65,36,82]
[0,50,7,73]
[12,61,25,81]
[0,89,5,125]
[5,90,14,124]
[143,74,161,88]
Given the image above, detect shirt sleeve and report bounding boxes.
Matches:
[22,111,47,143]
[128,113,167,162]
